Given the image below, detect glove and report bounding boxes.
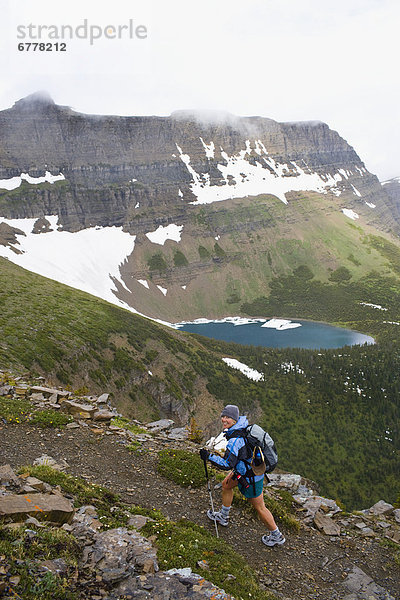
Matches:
[199,448,210,461]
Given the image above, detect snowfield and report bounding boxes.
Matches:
[222,357,264,382]
[145,224,183,245]
[0,171,65,191]
[0,216,136,308]
[342,208,359,220]
[175,138,364,205]
[360,302,388,311]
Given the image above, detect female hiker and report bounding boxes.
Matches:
[200,404,285,547]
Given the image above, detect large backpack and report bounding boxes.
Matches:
[226,423,278,475]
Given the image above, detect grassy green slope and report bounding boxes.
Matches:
[124,192,400,321]
[0,257,219,424]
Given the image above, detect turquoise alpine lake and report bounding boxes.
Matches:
[176,318,375,350]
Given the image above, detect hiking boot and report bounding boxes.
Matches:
[207,509,229,526]
[261,532,286,547]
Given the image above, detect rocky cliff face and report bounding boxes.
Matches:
[0,92,398,320]
[382,176,400,219]
[0,93,391,220]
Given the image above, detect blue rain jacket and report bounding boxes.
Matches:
[208,415,264,483]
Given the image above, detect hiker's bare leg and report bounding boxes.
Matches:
[249,493,277,531]
[221,471,238,507]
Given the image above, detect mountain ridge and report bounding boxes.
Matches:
[1,93,399,321]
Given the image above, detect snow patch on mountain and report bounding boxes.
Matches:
[0,171,65,191]
[138,279,149,289]
[382,176,400,185]
[351,184,362,197]
[176,140,356,205]
[342,208,359,220]
[145,224,183,245]
[222,357,264,382]
[157,285,168,296]
[0,215,136,307]
[360,302,388,311]
[199,137,215,159]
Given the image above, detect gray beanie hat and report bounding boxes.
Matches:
[221,404,239,422]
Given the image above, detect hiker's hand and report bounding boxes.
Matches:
[200,448,210,461]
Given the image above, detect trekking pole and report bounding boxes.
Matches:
[203,457,219,538]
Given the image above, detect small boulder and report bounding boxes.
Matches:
[369,500,394,517]
[39,558,68,576]
[80,527,158,583]
[0,385,13,396]
[24,476,47,492]
[314,511,341,536]
[167,427,189,441]
[63,400,96,419]
[30,386,70,400]
[342,565,395,599]
[0,465,20,487]
[33,455,69,470]
[127,515,153,529]
[301,496,341,519]
[386,529,400,544]
[97,393,110,404]
[0,493,74,524]
[93,410,115,422]
[146,419,174,432]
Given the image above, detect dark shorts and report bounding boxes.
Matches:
[238,477,264,499]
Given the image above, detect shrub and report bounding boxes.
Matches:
[30,410,72,428]
[157,449,206,487]
[0,524,79,600]
[18,465,119,509]
[263,490,301,533]
[329,266,352,282]
[142,517,276,600]
[213,243,226,258]
[187,418,203,443]
[227,292,241,304]
[173,250,189,267]
[293,265,314,280]
[198,245,211,260]
[0,397,32,423]
[348,253,361,266]
[148,253,168,272]
[110,416,147,435]
[126,440,147,454]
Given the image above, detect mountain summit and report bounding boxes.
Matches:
[12,90,56,110]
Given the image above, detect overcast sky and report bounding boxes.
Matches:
[0,0,399,180]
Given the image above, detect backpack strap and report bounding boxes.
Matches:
[225,427,258,485]
[224,427,247,440]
